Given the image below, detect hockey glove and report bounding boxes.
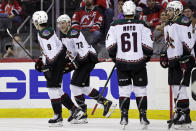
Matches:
[144,55,151,63]
[160,52,168,68]
[179,55,195,71]
[35,57,50,72]
[63,60,79,74]
[35,57,44,72]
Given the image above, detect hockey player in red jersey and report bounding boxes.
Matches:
[106,1,153,129]
[72,0,104,53]
[32,11,84,127]
[160,1,195,129]
[80,0,110,9]
[72,0,103,31]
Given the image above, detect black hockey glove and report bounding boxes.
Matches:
[35,57,43,72]
[179,55,195,71]
[63,60,79,74]
[35,57,50,72]
[144,55,151,63]
[160,52,168,68]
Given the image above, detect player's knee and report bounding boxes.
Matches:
[119,85,132,97]
[48,88,63,99]
[82,86,93,96]
[172,85,188,99]
[133,86,147,97]
[70,85,83,96]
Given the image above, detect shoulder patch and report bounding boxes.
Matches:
[67,28,80,38]
[175,16,191,26]
[39,27,54,40]
[42,30,51,37]
[71,30,78,36]
[181,17,190,24]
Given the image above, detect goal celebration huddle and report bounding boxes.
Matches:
[8,0,196,130]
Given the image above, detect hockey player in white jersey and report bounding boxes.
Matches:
[57,14,113,124]
[160,1,195,129]
[106,1,153,129]
[32,11,84,126]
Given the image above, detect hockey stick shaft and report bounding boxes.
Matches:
[91,65,115,115]
[6,29,36,62]
[168,69,186,129]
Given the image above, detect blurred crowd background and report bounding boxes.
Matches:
[0,0,195,60]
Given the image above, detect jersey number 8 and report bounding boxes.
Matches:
[121,32,137,52]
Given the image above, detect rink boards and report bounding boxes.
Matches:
[0,61,195,120]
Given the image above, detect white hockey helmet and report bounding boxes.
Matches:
[32,11,48,25]
[122,1,136,16]
[57,14,71,24]
[166,1,183,15]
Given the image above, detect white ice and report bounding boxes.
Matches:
[0,118,195,131]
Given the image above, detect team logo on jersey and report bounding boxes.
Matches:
[181,17,190,24]
[166,32,175,48]
[71,30,78,36]
[42,30,51,36]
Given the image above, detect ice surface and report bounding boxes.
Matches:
[0,118,195,131]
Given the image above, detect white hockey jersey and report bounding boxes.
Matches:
[61,28,97,64]
[37,27,63,64]
[188,23,196,56]
[106,19,153,70]
[164,16,194,60]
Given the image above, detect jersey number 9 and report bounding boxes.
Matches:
[47,44,52,50]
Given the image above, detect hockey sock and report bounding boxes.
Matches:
[119,97,130,112]
[51,98,62,115]
[61,93,76,110]
[74,94,87,112]
[136,96,147,111]
[88,88,107,104]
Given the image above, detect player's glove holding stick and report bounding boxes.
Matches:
[179,55,195,72]
[35,57,44,72]
[65,61,78,70]
[63,51,79,74]
[160,52,168,68]
[144,55,151,63]
[35,57,50,72]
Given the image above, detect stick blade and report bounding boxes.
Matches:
[6,28,11,36]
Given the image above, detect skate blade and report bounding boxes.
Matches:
[120,120,128,130]
[70,119,88,124]
[122,124,126,130]
[174,124,193,130]
[141,124,148,130]
[105,104,117,118]
[75,111,84,120]
[49,121,63,127]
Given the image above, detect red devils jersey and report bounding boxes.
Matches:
[0,0,22,16]
[80,0,109,9]
[141,5,163,28]
[72,6,103,31]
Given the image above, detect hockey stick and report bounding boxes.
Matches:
[168,69,186,129]
[6,29,36,62]
[91,65,116,115]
